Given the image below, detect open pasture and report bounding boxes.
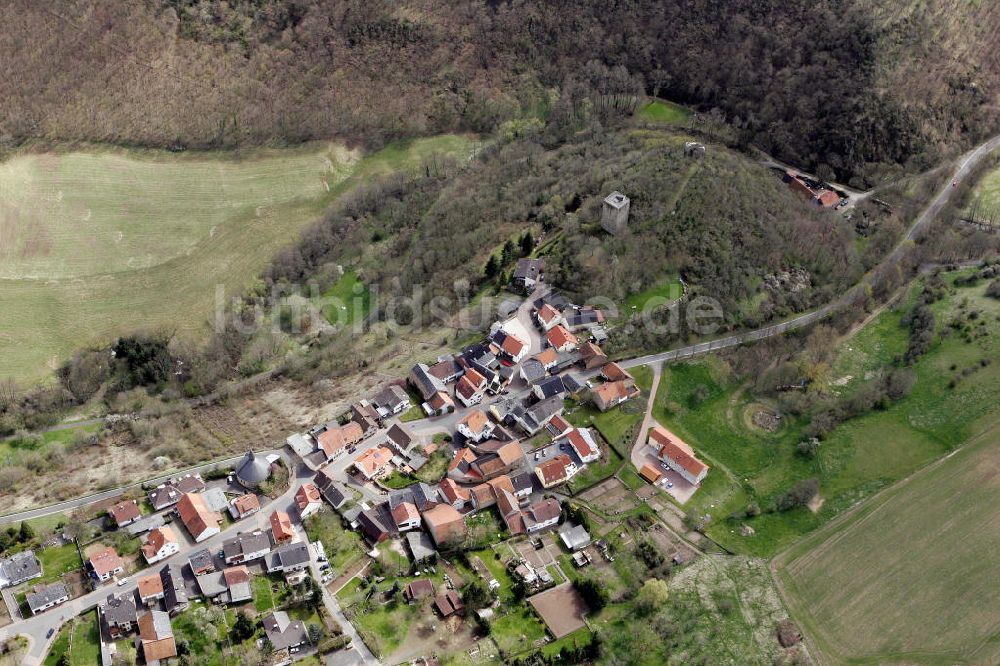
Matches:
[0,136,473,383]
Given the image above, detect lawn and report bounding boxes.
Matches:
[635,99,692,125]
[414,448,451,483]
[567,442,623,494]
[350,598,421,657]
[965,161,1000,222]
[317,269,371,330]
[653,271,1000,556]
[774,414,1000,665]
[37,543,84,583]
[303,509,366,572]
[564,399,645,458]
[43,612,100,666]
[381,470,418,489]
[618,466,645,491]
[490,604,547,657]
[623,276,684,314]
[0,424,101,468]
[0,135,474,384]
[252,574,276,613]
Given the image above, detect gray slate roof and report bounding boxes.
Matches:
[235,451,271,487]
[0,550,42,588]
[101,592,138,626]
[160,564,188,613]
[27,582,68,613]
[262,611,309,651]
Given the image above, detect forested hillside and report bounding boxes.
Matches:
[1,0,995,185]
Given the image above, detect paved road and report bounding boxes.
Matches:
[0,450,283,526]
[308,557,375,665]
[0,450,309,664]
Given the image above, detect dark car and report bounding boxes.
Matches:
[46,628,55,639]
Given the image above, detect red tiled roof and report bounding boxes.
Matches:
[141,527,177,559]
[538,304,561,324]
[546,325,578,349]
[649,425,694,456]
[231,493,260,517]
[294,483,321,511]
[177,493,221,539]
[270,510,295,541]
[429,391,455,410]
[108,500,141,525]
[448,448,476,473]
[534,348,558,367]
[391,502,421,527]
[459,409,490,435]
[548,414,571,435]
[639,463,662,483]
[439,478,471,504]
[659,440,708,478]
[566,428,597,459]
[137,574,164,599]
[536,455,571,486]
[601,362,632,382]
[90,546,124,577]
[501,334,526,358]
[354,447,393,477]
[318,422,364,458]
[495,441,523,466]
[580,342,605,358]
[223,565,250,585]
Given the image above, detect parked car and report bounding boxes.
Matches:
[46,628,55,639]
[117,577,129,586]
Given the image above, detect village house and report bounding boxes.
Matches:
[470,441,525,481]
[372,384,412,418]
[423,504,467,546]
[535,303,563,331]
[409,363,448,400]
[510,471,535,498]
[650,425,709,484]
[100,591,138,638]
[406,532,438,563]
[491,329,529,363]
[438,478,471,509]
[222,529,272,565]
[26,582,69,615]
[187,549,216,576]
[270,510,296,544]
[457,409,496,443]
[545,414,573,439]
[262,611,309,653]
[221,566,253,603]
[176,492,222,543]
[519,357,547,385]
[557,428,601,464]
[108,500,142,528]
[353,446,394,480]
[391,502,422,531]
[385,422,417,455]
[455,367,488,407]
[0,551,42,589]
[160,564,189,616]
[511,395,564,435]
[317,421,365,460]
[294,483,323,520]
[423,390,456,416]
[523,498,562,533]
[266,542,311,581]
[147,485,182,512]
[533,348,560,372]
[137,573,165,606]
[139,610,177,664]
[89,546,125,582]
[512,257,544,292]
[349,401,380,437]
[534,454,577,489]
[314,470,350,509]
[141,526,180,564]
[532,375,567,401]
[564,306,606,332]
[495,486,524,534]
[357,508,391,544]
[546,324,579,352]
[229,493,261,520]
[234,452,272,489]
[578,342,608,369]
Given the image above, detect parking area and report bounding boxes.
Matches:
[633,447,698,504]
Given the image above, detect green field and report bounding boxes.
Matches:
[0,135,474,383]
[653,271,1000,555]
[0,424,101,470]
[966,162,1000,221]
[774,416,1000,665]
[623,276,684,314]
[43,612,100,666]
[636,99,692,125]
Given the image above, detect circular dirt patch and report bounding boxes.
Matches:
[743,402,783,433]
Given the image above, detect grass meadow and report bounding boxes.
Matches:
[636,99,692,125]
[652,270,1000,556]
[0,136,474,383]
[774,416,1000,665]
